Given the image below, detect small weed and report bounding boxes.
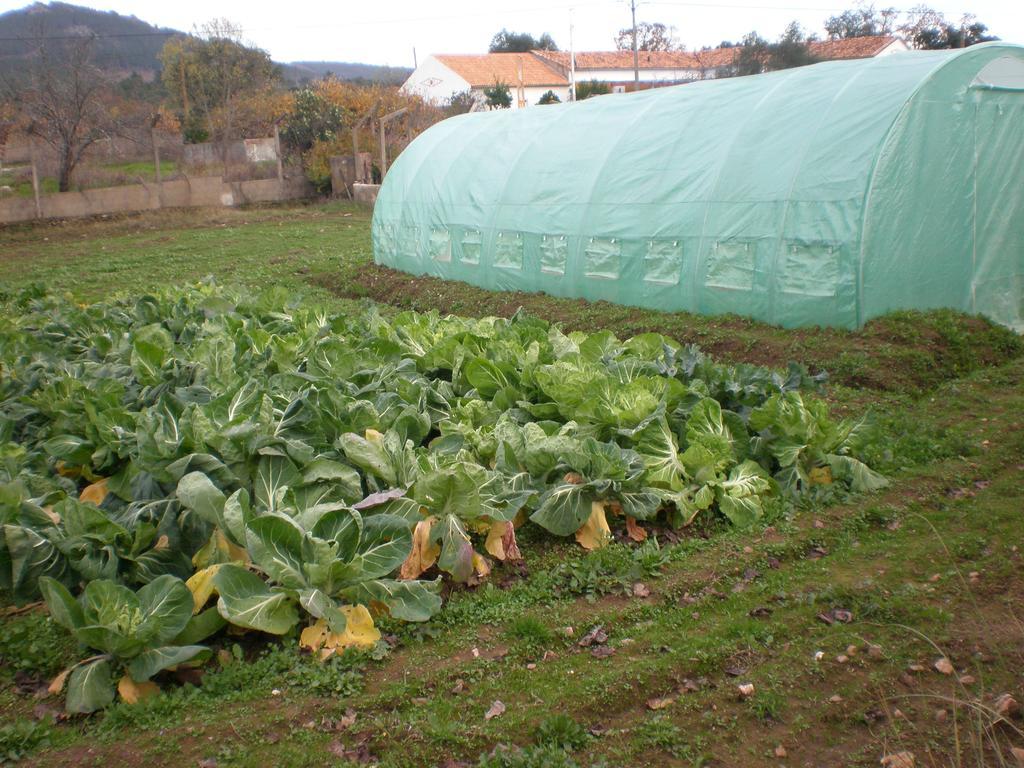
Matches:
[632,714,689,757]
[477,744,580,768]
[533,714,590,752]
[0,719,53,764]
[0,612,76,678]
[750,688,786,722]
[506,616,554,656]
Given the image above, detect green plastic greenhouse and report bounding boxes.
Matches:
[373,43,1024,330]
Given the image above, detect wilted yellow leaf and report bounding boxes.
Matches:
[472,552,491,580]
[118,675,160,704]
[625,516,648,543]
[485,521,522,561]
[186,564,223,614]
[55,461,81,478]
[79,478,109,506]
[48,667,70,695]
[809,465,833,485]
[576,501,612,551]
[365,428,384,442]
[191,529,249,569]
[299,605,381,661]
[399,516,439,580]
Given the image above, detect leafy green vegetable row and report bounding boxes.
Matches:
[0,284,886,710]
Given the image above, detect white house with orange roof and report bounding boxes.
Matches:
[401,52,570,109]
[401,36,909,107]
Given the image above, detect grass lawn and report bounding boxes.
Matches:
[1,201,1023,767]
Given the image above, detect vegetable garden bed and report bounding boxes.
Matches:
[0,284,890,716]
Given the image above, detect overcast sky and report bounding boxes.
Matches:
[1,0,1021,66]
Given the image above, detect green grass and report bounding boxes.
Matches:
[0,161,178,199]
[2,202,1023,767]
[0,201,372,306]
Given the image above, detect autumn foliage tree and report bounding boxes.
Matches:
[281,78,442,192]
[159,20,282,147]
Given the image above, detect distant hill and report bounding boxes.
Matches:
[0,2,410,86]
[281,61,412,86]
[0,2,177,78]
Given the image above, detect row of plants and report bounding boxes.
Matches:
[0,284,886,712]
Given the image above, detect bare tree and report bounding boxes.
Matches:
[2,32,114,192]
[614,22,681,52]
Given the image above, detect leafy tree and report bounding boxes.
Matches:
[445,89,477,116]
[768,22,819,70]
[824,4,898,39]
[484,80,512,109]
[614,22,680,52]
[489,29,558,53]
[538,90,561,104]
[575,80,611,100]
[899,7,997,49]
[729,32,770,76]
[159,19,281,149]
[281,86,345,153]
[724,24,818,77]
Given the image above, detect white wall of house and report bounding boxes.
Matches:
[876,39,910,56]
[401,57,472,105]
[496,84,572,108]
[575,67,703,84]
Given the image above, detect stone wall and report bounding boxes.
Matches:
[0,175,314,225]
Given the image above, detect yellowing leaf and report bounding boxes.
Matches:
[299,605,381,661]
[48,667,70,695]
[79,478,109,506]
[186,564,223,614]
[117,675,160,705]
[42,506,61,525]
[399,516,439,580]
[472,552,491,580]
[485,521,522,562]
[625,516,648,543]
[191,528,249,569]
[365,428,384,442]
[809,465,833,485]
[55,461,81,478]
[576,501,612,551]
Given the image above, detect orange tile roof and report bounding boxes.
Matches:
[809,35,902,60]
[435,53,567,87]
[530,36,900,74]
[532,49,704,70]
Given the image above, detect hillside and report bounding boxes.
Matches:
[0,1,176,77]
[0,2,409,85]
[281,61,412,85]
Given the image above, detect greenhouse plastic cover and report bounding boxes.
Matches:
[374,43,1024,330]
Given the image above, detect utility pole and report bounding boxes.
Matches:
[569,8,576,101]
[631,0,639,88]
